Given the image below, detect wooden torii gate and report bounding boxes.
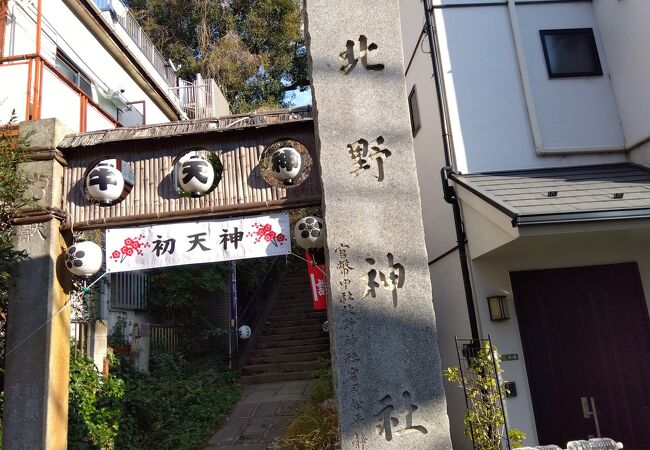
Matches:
[4,1,453,447]
[3,108,321,448]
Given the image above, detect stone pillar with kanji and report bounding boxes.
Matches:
[3,119,72,450]
[304,1,453,448]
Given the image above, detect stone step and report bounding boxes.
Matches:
[240,371,313,385]
[242,360,320,375]
[255,336,329,350]
[268,311,327,321]
[262,330,325,341]
[247,351,330,366]
[271,305,318,315]
[262,323,325,335]
[265,316,327,327]
[251,343,330,357]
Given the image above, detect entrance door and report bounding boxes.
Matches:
[510,263,650,449]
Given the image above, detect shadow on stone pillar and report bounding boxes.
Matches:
[2,119,72,450]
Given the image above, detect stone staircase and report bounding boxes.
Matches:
[240,261,329,384]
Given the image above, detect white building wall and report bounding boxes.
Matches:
[593,0,650,149]
[2,0,173,129]
[434,1,626,172]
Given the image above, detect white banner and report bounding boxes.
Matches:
[105,213,291,273]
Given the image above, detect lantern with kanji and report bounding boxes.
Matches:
[85,161,124,205]
[269,146,302,184]
[177,154,215,197]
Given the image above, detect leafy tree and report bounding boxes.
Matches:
[126,0,308,112]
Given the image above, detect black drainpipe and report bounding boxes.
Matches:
[422,0,480,341]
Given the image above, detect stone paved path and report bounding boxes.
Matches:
[203,380,312,450]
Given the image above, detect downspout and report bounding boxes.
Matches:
[422,0,480,341]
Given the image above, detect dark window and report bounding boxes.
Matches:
[540,29,602,78]
[55,50,94,98]
[408,86,421,136]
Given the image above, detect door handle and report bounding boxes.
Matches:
[580,396,602,438]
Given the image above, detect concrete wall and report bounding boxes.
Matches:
[1,0,172,127]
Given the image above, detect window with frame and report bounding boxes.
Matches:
[540,28,603,78]
[55,50,94,98]
[408,86,421,136]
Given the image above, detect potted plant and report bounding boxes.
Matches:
[108,315,131,355]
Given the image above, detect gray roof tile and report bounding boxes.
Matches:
[450,163,650,226]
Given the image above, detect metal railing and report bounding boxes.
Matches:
[169,79,215,119]
[150,324,202,354]
[235,256,287,364]
[110,3,177,87]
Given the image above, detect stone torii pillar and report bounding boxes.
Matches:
[304,1,453,449]
[3,119,72,449]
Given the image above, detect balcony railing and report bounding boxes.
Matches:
[96,0,177,87]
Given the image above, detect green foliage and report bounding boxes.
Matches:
[125,0,308,112]
[68,350,125,449]
[146,259,270,326]
[108,314,128,347]
[309,358,333,405]
[509,428,526,449]
[112,351,240,449]
[68,350,240,449]
[443,342,526,450]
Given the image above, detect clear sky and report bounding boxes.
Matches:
[284,87,312,108]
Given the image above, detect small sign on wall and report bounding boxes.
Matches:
[501,353,519,362]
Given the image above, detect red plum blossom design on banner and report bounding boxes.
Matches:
[110,234,150,264]
[247,222,286,248]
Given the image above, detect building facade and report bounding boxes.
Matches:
[400,0,650,448]
[1,0,229,132]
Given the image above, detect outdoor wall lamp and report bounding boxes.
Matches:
[487,295,510,321]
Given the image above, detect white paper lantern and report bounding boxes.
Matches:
[85,162,124,205]
[65,241,103,277]
[294,216,325,249]
[269,147,302,183]
[238,325,252,340]
[322,320,329,333]
[178,155,215,197]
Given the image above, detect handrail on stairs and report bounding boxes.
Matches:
[234,255,288,368]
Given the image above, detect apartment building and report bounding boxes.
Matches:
[400,0,650,448]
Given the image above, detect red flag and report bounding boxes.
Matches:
[306,249,327,311]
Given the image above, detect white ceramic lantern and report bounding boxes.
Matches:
[269,147,302,183]
[85,162,124,205]
[238,325,252,340]
[294,216,325,249]
[65,241,103,277]
[178,155,215,197]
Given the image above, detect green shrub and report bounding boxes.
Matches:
[443,342,526,450]
[68,349,240,449]
[68,350,125,449]
[310,358,333,405]
[112,351,240,450]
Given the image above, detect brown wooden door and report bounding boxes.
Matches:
[510,263,650,450]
